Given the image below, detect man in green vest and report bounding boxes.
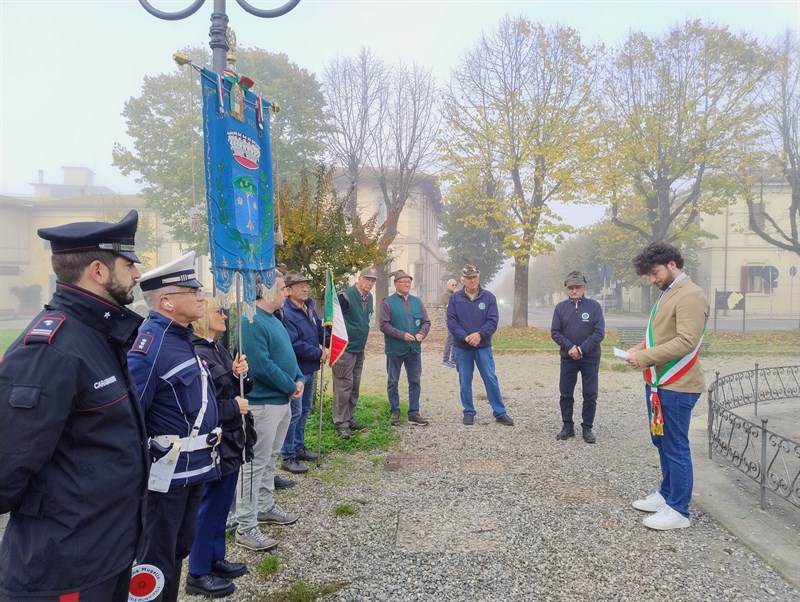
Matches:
[331,267,378,438]
[379,270,432,427]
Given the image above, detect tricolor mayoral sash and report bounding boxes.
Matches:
[643,298,705,436]
[200,67,277,308]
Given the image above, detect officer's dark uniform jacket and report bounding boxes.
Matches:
[191,335,256,477]
[128,311,221,489]
[0,282,149,597]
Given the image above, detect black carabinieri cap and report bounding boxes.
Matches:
[37,210,140,263]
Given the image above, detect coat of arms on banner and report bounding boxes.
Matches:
[200,67,275,307]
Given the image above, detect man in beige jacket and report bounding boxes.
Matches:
[625,242,709,531]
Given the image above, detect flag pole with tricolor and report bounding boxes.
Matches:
[316,270,349,464]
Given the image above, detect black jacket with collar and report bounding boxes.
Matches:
[0,282,149,596]
[192,335,256,476]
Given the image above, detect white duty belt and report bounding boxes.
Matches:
[148,355,220,492]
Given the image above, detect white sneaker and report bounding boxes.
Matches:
[642,505,690,530]
[632,491,666,513]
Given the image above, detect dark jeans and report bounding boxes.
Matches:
[386,352,422,414]
[442,329,455,362]
[558,358,599,429]
[646,385,700,517]
[280,383,303,459]
[138,484,204,602]
[293,371,316,451]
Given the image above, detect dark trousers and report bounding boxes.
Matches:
[558,358,599,429]
[646,385,700,517]
[386,352,422,415]
[188,469,239,576]
[138,484,204,602]
[5,565,133,602]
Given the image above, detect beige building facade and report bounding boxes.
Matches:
[0,167,185,319]
[695,179,798,318]
[1,166,446,321]
[344,172,445,306]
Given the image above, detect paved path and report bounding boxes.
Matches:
[198,352,799,601]
[3,351,797,600]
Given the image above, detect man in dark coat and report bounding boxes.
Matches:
[128,251,222,601]
[550,270,605,443]
[0,211,149,602]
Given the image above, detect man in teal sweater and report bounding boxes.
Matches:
[234,273,304,552]
[379,270,431,426]
[331,267,377,438]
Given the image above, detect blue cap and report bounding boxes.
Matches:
[37,210,140,262]
[139,251,203,291]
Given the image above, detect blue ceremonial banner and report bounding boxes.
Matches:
[200,67,276,306]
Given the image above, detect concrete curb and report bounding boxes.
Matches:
[690,415,800,589]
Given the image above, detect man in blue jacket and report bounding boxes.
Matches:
[550,270,605,443]
[446,264,514,426]
[128,251,223,601]
[281,271,326,472]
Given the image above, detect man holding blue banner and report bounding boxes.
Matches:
[625,242,709,531]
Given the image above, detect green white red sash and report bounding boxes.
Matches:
[643,294,705,436]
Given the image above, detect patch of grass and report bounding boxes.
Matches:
[314,456,354,485]
[492,327,555,352]
[491,326,800,357]
[262,579,348,602]
[258,554,280,579]
[1,328,22,356]
[702,330,800,354]
[334,503,356,516]
[304,393,397,454]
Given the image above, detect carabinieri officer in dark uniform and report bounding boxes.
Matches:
[0,211,149,602]
[128,251,221,602]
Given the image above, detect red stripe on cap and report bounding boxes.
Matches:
[59,593,80,602]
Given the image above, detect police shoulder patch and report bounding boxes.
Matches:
[23,314,66,346]
[132,333,155,355]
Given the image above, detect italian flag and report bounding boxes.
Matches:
[323,270,348,367]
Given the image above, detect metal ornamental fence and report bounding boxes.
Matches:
[707,364,800,510]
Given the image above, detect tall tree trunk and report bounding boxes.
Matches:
[512,258,530,328]
[374,262,391,326]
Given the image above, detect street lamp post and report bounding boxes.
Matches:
[138,0,301,74]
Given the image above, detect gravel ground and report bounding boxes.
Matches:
[181,351,800,602]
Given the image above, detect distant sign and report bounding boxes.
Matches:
[715,290,745,311]
[763,265,779,290]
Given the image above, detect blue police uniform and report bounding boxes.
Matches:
[127,252,221,602]
[0,211,149,602]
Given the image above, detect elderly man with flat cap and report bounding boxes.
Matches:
[331,267,378,438]
[550,270,605,444]
[447,264,514,426]
[379,269,431,426]
[127,252,228,600]
[280,270,326,473]
[0,211,149,602]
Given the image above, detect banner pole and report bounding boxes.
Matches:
[316,273,331,468]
